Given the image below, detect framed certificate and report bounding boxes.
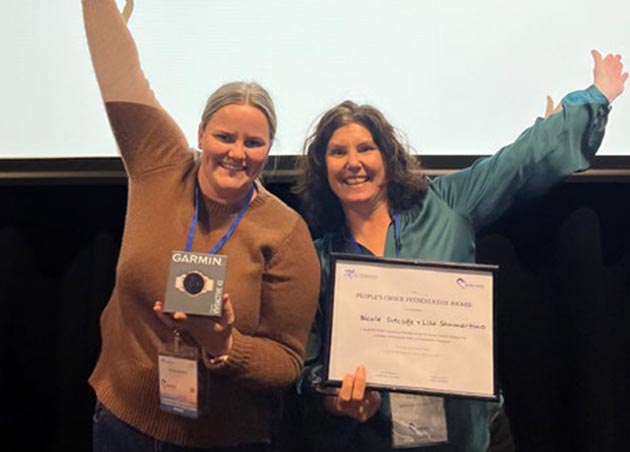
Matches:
[323,253,499,401]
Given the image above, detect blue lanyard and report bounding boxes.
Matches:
[185,184,254,254]
[348,212,401,258]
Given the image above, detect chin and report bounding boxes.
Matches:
[200,176,252,203]
[340,197,371,206]
[217,183,251,197]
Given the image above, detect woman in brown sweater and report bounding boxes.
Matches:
[82,1,320,451]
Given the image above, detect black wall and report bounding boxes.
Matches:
[1,177,630,452]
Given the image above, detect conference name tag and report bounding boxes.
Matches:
[158,340,200,419]
[390,393,448,448]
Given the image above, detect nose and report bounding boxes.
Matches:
[345,149,361,170]
[227,140,246,161]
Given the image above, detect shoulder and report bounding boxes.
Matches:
[250,184,313,245]
[106,101,193,175]
[254,185,303,224]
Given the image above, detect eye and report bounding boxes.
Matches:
[214,133,234,143]
[245,138,265,148]
[358,143,377,153]
[327,147,346,157]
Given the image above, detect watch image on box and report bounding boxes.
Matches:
[166,251,227,316]
[174,271,214,297]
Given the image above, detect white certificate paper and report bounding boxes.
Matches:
[325,254,497,400]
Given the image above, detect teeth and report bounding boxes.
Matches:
[344,176,369,185]
[221,162,245,171]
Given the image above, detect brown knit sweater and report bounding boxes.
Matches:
[83,0,320,447]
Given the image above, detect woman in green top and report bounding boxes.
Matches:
[295,50,626,452]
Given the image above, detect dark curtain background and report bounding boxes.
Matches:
[1,180,629,451]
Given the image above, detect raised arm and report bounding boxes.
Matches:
[82,0,190,176]
[433,50,626,230]
[82,0,160,109]
[540,50,625,119]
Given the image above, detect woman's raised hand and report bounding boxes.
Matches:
[592,49,628,103]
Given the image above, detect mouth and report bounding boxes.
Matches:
[219,161,246,172]
[342,175,371,186]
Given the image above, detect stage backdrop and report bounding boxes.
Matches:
[1,0,628,159]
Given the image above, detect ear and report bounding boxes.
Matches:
[197,124,204,149]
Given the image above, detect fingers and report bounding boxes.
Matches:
[354,390,377,421]
[122,0,134,23]
[329,365,380,422]
[173,311,188,321]
[153,299,235,358]
[361,391,382,421]
[338,365,365,402]
[544,96,554,118]
[338,373,355,402]
[153,301,181,330]
[544,95,563,119]
[326,390,381,422]
[352,365,367,400]
[153,298,233,331]
[591,49,603,65]
[591,49,627,103]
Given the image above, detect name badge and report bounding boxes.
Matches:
[390,393,448,448]
[164,251,227,316]
[158,336,200,419]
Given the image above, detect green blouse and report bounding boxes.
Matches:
[300,85,609,452]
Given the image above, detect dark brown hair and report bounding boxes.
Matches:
[295,100,428,234]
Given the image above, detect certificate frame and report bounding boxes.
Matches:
[322,252,499,401]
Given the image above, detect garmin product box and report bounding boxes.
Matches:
[164,251,227,316]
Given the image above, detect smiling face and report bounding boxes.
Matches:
[197,103,271,204]
[325,122,388,212]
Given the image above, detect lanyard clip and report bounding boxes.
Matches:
[173,329,182,354]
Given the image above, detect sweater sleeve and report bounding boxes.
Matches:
[431,85,610,231]
[82,0,191,176]
[206,217,321,390]
[82,0,159,107]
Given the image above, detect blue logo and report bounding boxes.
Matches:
[343,268,358,279]
[456,277,484,289]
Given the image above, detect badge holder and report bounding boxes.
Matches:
[390,393,448,448]
[158,330,204,419]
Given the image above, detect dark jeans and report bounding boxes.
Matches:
[92,402,272,452]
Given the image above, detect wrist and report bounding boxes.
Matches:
[592,82,615,104]
[203,333,233,359]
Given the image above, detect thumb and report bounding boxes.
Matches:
[544,96,554,118]
[220,293,235,326]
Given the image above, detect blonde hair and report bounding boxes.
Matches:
[200,82,277,142]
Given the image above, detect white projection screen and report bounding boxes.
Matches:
[1,0,628,161]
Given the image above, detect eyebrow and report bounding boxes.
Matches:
[211,129,266,140]
[327,140,375,149]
